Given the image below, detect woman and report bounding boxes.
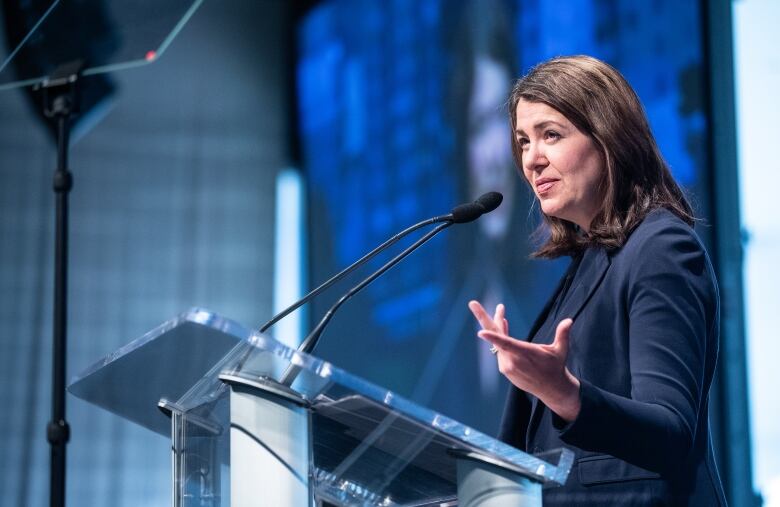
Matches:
[468,56,727,505]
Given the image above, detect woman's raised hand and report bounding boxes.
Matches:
[468,300,582,422]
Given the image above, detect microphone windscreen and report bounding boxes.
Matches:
[450,202,484,223]
[475,191,503,213]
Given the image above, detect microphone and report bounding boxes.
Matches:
[257,191,503,334]
[279,191,504,386]
[449,201,484,223]
[476,191,503,214]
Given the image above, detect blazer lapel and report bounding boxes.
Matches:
[499,255,581,444]
[525,247,611,450]
[527,255,582,344]
[555,246,611,322]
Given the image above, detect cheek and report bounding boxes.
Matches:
[582,155,606,193]
[570,164,605,210]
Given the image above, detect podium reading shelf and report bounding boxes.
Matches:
[69,308,573,506]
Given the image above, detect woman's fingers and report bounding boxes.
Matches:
[479,318,578,414]
[469,300,512,335]
[477,329,528,352]
[468,300,499,331]
[479,319,574,357]
[553,318,573,353]
[493,303,505,329]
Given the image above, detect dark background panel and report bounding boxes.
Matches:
[0,1,290,505]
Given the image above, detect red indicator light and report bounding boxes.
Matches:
[145,50,157,62]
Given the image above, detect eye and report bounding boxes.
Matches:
[517,137,530,150]
[544,130,561,141]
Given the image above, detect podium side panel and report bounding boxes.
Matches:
[229,385,313,507]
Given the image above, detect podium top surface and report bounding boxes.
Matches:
[0,0,203,90]
[68,308,250,436]
[69,308,574,504]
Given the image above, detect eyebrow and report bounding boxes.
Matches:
[514,120,566,136]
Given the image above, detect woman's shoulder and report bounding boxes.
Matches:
[610,207,715,286]
[613,207,719,315]
[622,207,705,254]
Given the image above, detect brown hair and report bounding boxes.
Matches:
[509,55,694,258]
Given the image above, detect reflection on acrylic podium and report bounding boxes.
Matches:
[69,308,573,506]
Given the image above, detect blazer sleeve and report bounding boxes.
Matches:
[553,221,718,477]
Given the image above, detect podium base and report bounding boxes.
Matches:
[222,374,314,507]
[454,451,542,507]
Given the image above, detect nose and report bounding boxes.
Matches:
[523,141,548,173]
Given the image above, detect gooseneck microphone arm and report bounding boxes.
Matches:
[249,190,503,387]
[303,222,452,355]
[279,221,453,386]
[277,191,503,386]
[258,214,452,333]
[257,190,501,333]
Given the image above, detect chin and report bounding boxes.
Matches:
[541,206,577,226]
[539,202,564,219]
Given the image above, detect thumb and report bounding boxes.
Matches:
[553,318,574,353]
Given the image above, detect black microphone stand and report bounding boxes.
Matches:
[258,215,450,333]
[253,193,498,388]
[279,221,454,386]
[38,61,82,507]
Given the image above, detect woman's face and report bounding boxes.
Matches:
[514,99,604,231]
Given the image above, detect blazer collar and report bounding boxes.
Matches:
[556,246,611,323]
[525,246,611,342]
[525,254,583,343]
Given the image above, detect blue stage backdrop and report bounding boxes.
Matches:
[297,0,709,436]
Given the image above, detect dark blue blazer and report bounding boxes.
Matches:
[499,209,727,506]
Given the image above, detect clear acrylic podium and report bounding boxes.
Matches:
[69,308,573,506]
